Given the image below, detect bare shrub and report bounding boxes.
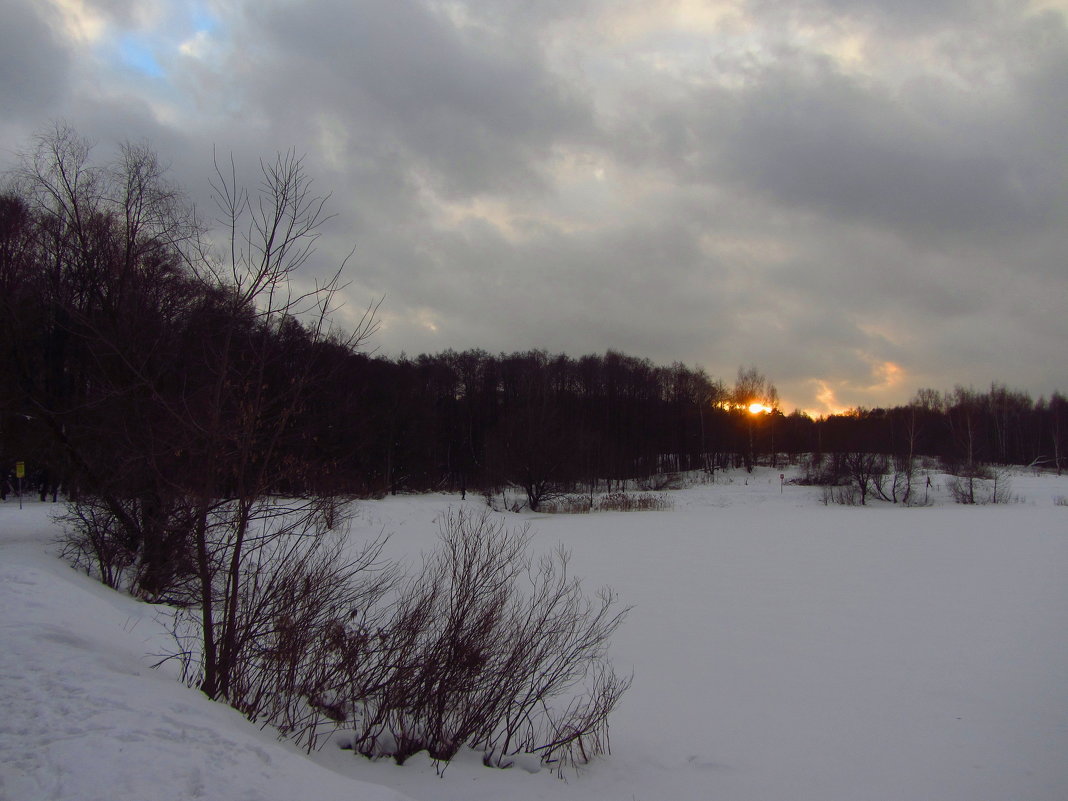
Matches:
[947,476,977,504]
[540,495,593,514]
[58,495,196,599]
[75,496,631,772]
[57,497,139,591]
[836,485,860,505]
[636,472,684,491]
[987,468,1017,504]
[796,453,848,487]
[596,492,672,512]
[165,499,394,751]
[344,508,630,772]
[948,467,1012,504]
[811,452,896,505]
[822,484,860,506]
[887,454,915,504]
[947,465,984,505]
[1054,495,1068,507]
[948,467,1016,505]
[541,492,672,514]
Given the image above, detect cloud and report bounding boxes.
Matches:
[0,0,71,120]
[237,0,595,197]
[2,0,1066,415]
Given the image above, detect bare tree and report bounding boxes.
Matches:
[7,127,382,704]
[842,451,888,505]
[731,366,778,471]
[5,124,203,596]
[180,150,378,701]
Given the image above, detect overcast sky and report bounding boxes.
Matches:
[3,0,1066,413]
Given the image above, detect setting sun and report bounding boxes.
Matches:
[748,403,770,414]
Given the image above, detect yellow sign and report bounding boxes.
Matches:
[15,461,25,479]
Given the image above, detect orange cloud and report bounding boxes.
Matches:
[797,358,910,417]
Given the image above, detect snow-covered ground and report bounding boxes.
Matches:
[3,467,1067,801]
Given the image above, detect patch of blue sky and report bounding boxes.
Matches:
[191,6,221,35]
[118,35,165,78]
[182,2,228,57]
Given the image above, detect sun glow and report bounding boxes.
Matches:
[748,403,770,414]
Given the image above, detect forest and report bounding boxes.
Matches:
[2,130,1065,515]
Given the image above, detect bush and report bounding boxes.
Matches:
[344,509,630,772]
[540,494,593,514]
[795,454,845,487]
[541,492,673,514]
[636,472,684,491]
[947,467,1016,505]
[820,484,860,506]
[58,495,196,600]
[58,497,139,591]
[156,498,394,748]
[597,492,672,512]
[72,498,631,772]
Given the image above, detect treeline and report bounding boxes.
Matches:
[797,386,1066,473]
[1,129,1064,522]
[283,356,1068,502]
[307,349,755,503]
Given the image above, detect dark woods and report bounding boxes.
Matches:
[274,353,1068,502]
[1,133,1065,516]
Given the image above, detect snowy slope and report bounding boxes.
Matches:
[0,506,416,801]
[2,468,1067,801]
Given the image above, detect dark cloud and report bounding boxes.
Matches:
[239,0,593,198]
[0,0,70,121]
[721,71,1051,241]
[625,46,1065,248]
[2,0,1066,412]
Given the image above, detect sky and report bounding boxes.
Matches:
[2,0,1066,415]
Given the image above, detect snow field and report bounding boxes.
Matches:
[2,467,1067,801]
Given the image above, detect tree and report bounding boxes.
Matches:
[178,149,378,701]
[731,366,779,471]
[842,451,888,505]
[3,127,380,702]
[890,403,921,505]
[3,124,203,595]
[1051,393,1067,475]
[945,387,984,503]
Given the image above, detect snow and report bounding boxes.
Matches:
[3,467,1068,801]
